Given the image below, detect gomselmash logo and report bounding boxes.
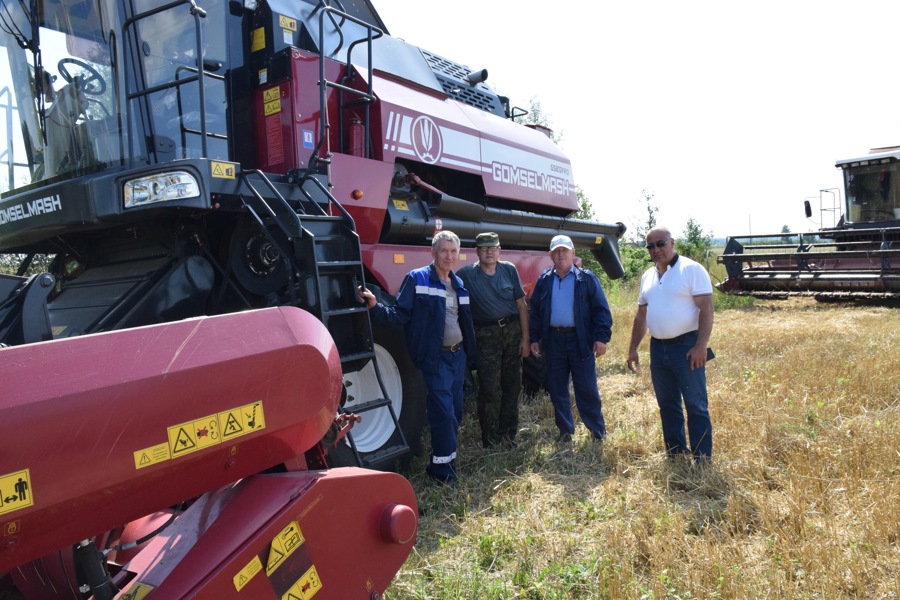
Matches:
[0,194,62,225]
[410,116,442,164]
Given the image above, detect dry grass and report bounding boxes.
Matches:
[386,296,900,599]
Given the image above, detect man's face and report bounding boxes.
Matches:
[550,247,574,273]
[476,245,500,266]
[646,232,675,264]
[432,238,459,274]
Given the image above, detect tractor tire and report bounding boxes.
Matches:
[522,352,546,400]
[329,323,426,471]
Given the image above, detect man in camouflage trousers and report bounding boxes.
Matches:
[458,232,530,448]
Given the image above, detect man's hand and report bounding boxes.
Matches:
[519,338,531,359]
[530,342,541,358]
[593,341,607,358]
[357,286,376,309]
[626,349,640,373]
[687,345,707,370]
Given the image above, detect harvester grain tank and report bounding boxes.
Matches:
[0,0,626,595]
[717,146,900,300]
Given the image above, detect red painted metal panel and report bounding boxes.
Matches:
[330,153,395,244]
[372,74,577,212]
[115,469,417,599]
[361,242,553,298]
[0,307,342,572]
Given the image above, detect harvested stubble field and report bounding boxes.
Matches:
[386,297,900,599]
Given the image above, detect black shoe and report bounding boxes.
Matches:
[592,432,606,443]
[556,432,572,444]
[425,467,457,487]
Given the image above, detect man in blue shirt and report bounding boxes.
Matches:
[529,235,612,443]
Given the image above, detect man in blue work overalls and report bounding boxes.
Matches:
[359,230,476,485]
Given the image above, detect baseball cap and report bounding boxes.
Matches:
[475,232,500,247]
[549,234,574,251]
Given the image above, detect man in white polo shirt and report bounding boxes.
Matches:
[626,226,714,462]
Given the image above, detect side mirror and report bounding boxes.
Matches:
[804,200,812,218]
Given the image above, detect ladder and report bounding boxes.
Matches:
[238,170,409,469]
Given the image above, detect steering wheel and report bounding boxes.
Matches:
[57,58,106,96]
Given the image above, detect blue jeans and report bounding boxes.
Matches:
[423,348,466,480]
[649,333,712,459]
[545,330,606,438]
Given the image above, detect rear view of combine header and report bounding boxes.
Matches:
[0,0,625,597]
[718,147,900,300]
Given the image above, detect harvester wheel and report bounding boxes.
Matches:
[522,353,546,400]
[330,323,426,472]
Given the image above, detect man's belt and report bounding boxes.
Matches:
[550,326,576,334]
[474,315,518,328]
[651,330,698,344]
[442,342,463,352]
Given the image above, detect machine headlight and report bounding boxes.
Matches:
[124,172,200,208]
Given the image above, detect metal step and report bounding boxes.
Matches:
[360,443,409,469]
[344,396,392,415]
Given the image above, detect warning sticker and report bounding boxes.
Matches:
[251,27,265,53]
[133,443,171,470]
[264,99,281,116]
[221,402,265,440]
[391,199,409,211]
[282,565,321,600]
[266,521,305,575]
[278,15,297,31]
[211,161,236,179]
[263,88,280,103]
[4,520,20,536]
[0,470,33,516]
[119,582,154,600]
[234,555,264,592]
[594,236,604,245]
[165,402,265,460]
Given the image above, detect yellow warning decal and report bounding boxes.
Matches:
[278,15,297,31]
[263,87,280,103]
[211,161,237,179]
[594,236,604,245]
[0,470,33,516]
[221,402,266,440]
[391,199,409,211]
[234,555,264,592]
[133,442,171,470]
[264,99,281,116]
[166,402,264,458]
[4,520,20,536]
[282,565,321,600]
[266,521,305,575]
[251,27,265,53]
[119,582,154,600]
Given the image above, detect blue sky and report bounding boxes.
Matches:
[375,1,900,240]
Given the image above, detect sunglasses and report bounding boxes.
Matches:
[646,240,670,249]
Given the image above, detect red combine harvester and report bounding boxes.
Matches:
[0,0,626,596]
[717,147,900,300]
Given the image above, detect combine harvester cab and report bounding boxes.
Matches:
[717,147,900,300]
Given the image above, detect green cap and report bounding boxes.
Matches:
[475,232,500,247]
